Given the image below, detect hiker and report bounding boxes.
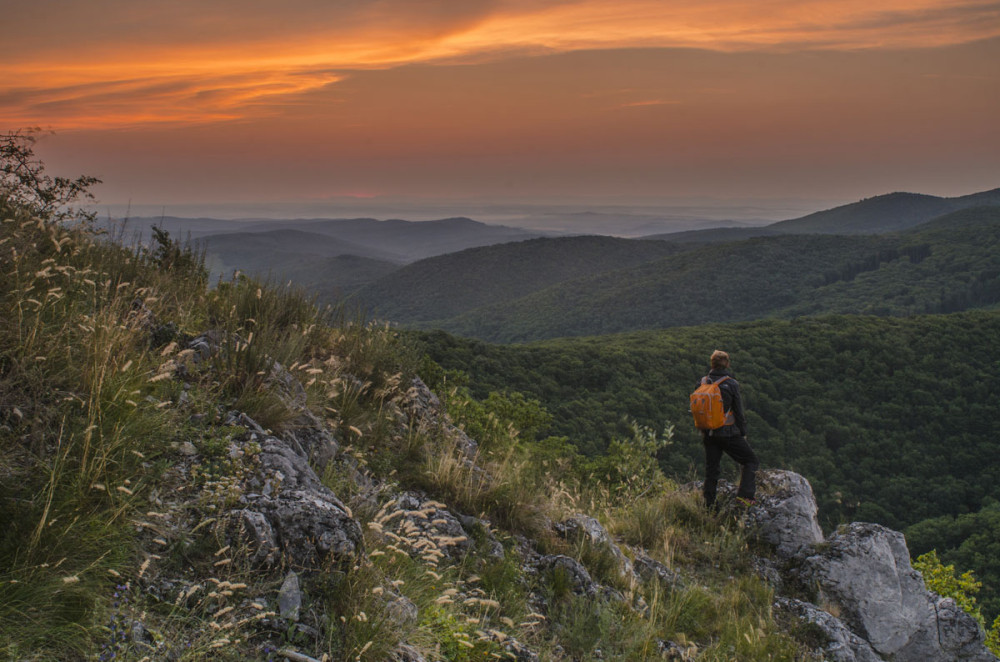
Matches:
[695,350,758,508]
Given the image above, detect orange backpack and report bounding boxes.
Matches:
[690,376,735,431]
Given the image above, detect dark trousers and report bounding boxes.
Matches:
[703,434,759,506]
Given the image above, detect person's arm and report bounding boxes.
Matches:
[730,381,747,437]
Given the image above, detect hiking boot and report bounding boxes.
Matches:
[735,496,757,507]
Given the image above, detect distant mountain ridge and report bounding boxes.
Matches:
[113,187,1000,331]
[645,187,1000,242]
[367,205,1000,342]
[112,215,548,263]
[110,215,550,291]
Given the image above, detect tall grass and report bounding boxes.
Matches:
[0,208,195,656]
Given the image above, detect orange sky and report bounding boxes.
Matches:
[4,0,1000,214]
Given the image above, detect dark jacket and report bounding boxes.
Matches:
[698,368,747,438]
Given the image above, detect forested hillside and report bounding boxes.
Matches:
[396,206,1000,341]
[416,311,1000,614]
[354,235,686,323]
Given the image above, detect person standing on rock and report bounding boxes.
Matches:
[696,350,758,509]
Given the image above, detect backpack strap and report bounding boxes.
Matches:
[705,375,730,386]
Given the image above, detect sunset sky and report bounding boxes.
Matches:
[3,0,999,219]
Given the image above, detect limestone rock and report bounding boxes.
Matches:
[187,329,225,362]
[252,489,362,569]
[254,434,333,496]
[747,469,824,559]
[278,571,302,621]
[555,514,633,579]
[386,492,473,560]
[225,509,279,566]
[538,554,597,597]
[224,413,363,570]
[798,522,996,661]
[776,597,881,662]
[280,409,340,472]
[632,551,684,591]
[457,514,505,559]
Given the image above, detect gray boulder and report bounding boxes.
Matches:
[555,514,633,580]
[225,509,279,566]
[278,570,302,621]
[252,489,362,569]
[538,554,597,597]
[747,470,824,559]
[798,522,996,661]
[631,551,684,591]
[224,415,363,570]
[776,597,882,662]
[280,409,340,472]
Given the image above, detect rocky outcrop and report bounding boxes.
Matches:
[797,523,995,662]
[400,377,478,460]
[381,492,474,561]
[776,597,882,662]
[537,554,598,597]
[555,514,633,580]
[632,551,684,591]
[159,330,994,662]
[748,470,824,559]
[224,414,364,570]
[750,470,997,662]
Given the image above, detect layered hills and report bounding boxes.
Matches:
[360,205,1000,342]
[109,215,547,288]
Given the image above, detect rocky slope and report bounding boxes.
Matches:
[123,329,997,660]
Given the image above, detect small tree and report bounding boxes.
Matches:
[988,615,1000,656]
[913,550,1000,655]
[914,550,984,625]
[0,129,100,222]
[586,419,673,501]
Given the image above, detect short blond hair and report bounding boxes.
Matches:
[710,350,730,370]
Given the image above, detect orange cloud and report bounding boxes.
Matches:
[2,0,998,129]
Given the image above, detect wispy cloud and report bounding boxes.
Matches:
[2,70,343,129]
[3,0,998,129]
[617,100,680,109]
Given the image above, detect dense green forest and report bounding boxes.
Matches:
[355,235,685,322]
[373,206,1000,342]
[415,311,1000,615]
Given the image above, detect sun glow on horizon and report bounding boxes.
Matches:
[4,0,998,205]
